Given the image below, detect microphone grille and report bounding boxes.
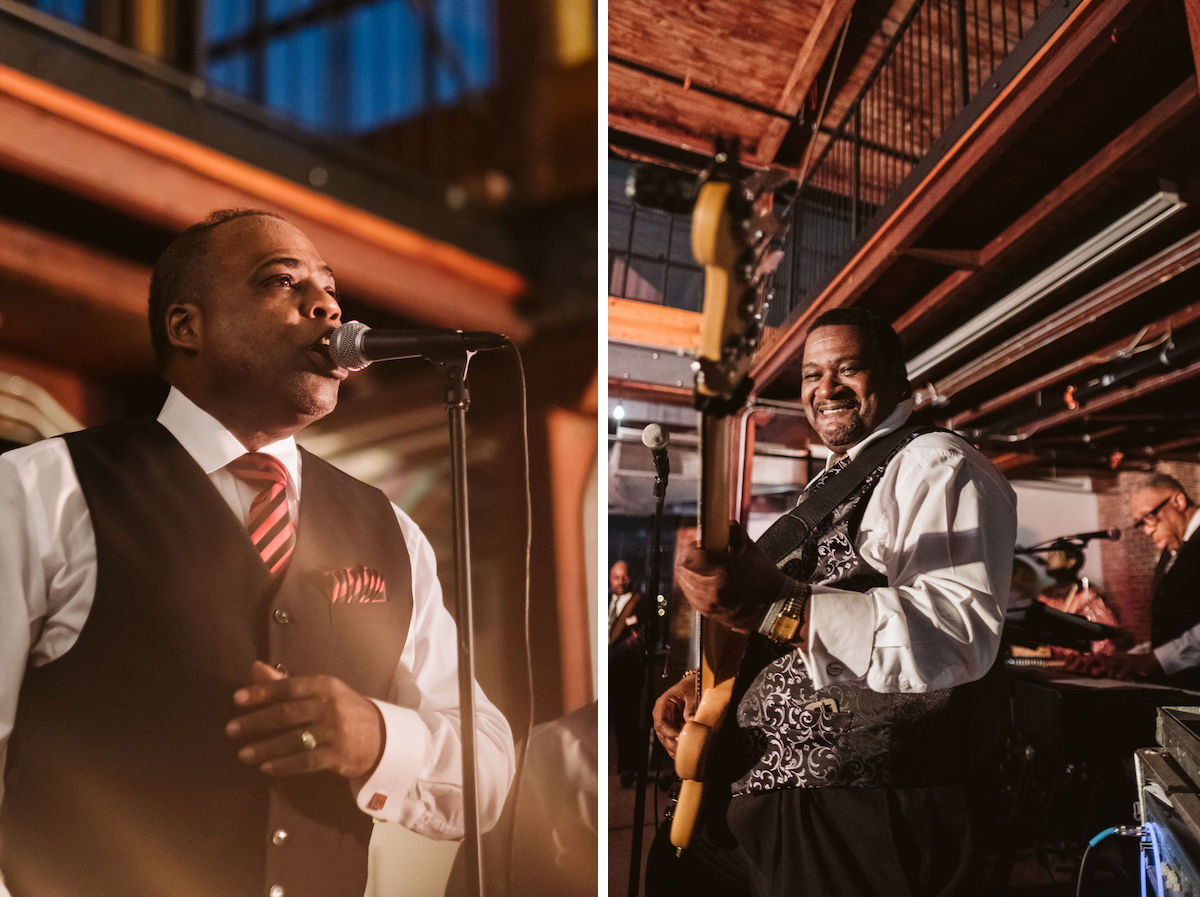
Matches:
[641,423,669,450]
[329,320,371,371]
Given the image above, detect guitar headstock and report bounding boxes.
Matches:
[691,139,792,416]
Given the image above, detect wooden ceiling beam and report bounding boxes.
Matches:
[895,77,1200,340]
[1006,357,1200,440]
[915,228,1200,411]
[756,0,858,167]
[752,0,1144,390]
[0,215,150,318]
[944,297,1200,428]
[606,379,691,406]
[0,64,530,340]
[1183,0,1200,92]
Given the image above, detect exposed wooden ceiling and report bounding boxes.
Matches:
[609,0,1200,486]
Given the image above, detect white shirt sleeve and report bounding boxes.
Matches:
[1154,623,1200,676]
[0,441,98,745]
[798,433,1017,693]
[352,506,516,838]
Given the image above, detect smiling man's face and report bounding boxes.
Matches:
[800,324,904,452]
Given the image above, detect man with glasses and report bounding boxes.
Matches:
[1069,473,1200,687]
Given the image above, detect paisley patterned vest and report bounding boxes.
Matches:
[729,429,981,796]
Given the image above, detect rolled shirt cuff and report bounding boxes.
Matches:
[354,699,428,821]
[799,587,876,690]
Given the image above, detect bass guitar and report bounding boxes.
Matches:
[670,139,790,852]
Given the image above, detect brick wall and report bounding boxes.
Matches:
[1094,463,1200,644]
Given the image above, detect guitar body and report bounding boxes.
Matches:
[669,149,788,852]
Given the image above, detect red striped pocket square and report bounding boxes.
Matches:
[320,565,388,605]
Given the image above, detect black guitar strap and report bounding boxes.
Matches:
[755,423,935,564]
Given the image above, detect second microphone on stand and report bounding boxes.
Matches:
[641,423,670,498]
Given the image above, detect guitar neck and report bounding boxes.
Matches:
[698,413,734,554]
[696,412,746,689]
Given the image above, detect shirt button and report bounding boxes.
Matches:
[273,609,291,625]
[271,828,288,846]
[273,662,290,676]
[269,886,285,897]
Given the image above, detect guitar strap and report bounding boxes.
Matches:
[755,422,935,564]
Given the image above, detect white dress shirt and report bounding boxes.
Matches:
[608,591,634,627]
[0,388,514,850]
[1153,509,1200,675]
[796,399,1018,693]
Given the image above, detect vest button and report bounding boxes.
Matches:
[271,828,289,846]
[269,886,285,897]
[273,609,291,625]
[273,662,290,676]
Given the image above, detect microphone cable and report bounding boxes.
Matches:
[499,337,537,897]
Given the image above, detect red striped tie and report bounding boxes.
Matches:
[226,453,296,575]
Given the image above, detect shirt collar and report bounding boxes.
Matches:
[1183,507,1200,544]
[822,398,915,471]
[157,387,301,487]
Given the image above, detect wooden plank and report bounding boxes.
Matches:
[608,296,702,350]
[1184,0,1200,92]
[608,64,779,162]
[606,378,693,405]
[900,247,980,268]
[0,216,150,318]
[753,0,1139,391]
[892,269,972,333]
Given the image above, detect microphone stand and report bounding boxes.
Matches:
[421,345,485,897]
[627,467,667,897]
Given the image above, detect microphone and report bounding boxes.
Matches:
[641,423,670,498]
[1064,527,1122,543]
[329,320,507,371]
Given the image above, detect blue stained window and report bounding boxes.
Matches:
[349,1,425,127]
[207,51,253,96]
[204,0,496,136]
[265,24,333,132]
[266,0,325,20]
[434,0,493,104]
[35,0,86,26]
[205,0,255,46]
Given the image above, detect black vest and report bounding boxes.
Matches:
[1151,530,1200,689]
[1,420,413,897]
[730,431,986,795]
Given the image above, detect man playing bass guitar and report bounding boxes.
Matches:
[651,307,1016,897]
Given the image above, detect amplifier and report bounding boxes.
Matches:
[1136,707,1200,896]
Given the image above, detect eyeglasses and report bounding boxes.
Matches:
[1132,495,1174,533]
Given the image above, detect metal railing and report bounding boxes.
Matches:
[786,0,1052,308]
